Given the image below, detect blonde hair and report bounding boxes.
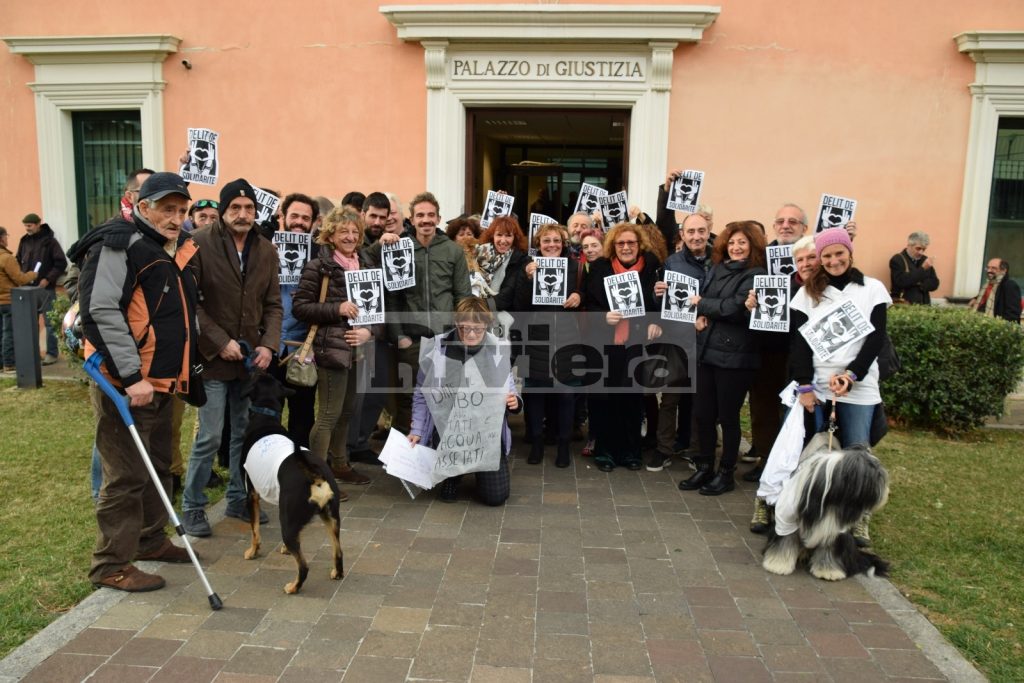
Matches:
[602,222,653,261]
[316,207,365,247]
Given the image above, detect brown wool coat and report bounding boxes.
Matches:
[0,246,37,305]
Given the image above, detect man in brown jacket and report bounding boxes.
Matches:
[182,178,283,537]
[0,226,38,371]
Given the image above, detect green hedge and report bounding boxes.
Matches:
[882,305,1024,433]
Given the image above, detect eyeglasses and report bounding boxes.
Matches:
[456,324,487,336]
[193,199,219,210]
[773,218,804,227]
[614,240,638,247]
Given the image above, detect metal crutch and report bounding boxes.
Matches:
[84,353,223,610]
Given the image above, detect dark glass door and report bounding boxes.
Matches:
[985,117,1024,287]
[72,110,143,236]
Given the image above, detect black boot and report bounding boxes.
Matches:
[699,467,736,496]
[555,440,571,468]
[678,456,713,491]
[528,440,544,465]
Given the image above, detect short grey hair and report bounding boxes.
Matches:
[777,203,808,225]
[568,211,594,227]
[908,231,930,247]
[791,235,816,256]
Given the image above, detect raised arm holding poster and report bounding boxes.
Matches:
[271,231,312,286]
[814,193,857,233]
[345,269,385,325]
[527,213,557,256]
[666,170,704,213]
[600,191,629,227]
[382,237,416,291]
[573,182,608,217]
[798,298,874,361]
[661,271,699,323]
[179,128,219,186]
[532,257,568,306]
[604,271,646,318]
[253,187,280,226]
[766,244,795,277]
[480,190,515,229]
[750,275,791,332]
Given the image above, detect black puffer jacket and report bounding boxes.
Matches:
[696,260,765,369]
[292,245,379,370]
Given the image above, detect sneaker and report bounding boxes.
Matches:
[225,504,269,524]
[182,509,212,537]
[136,538,193,563]
[41,354,58,366]
[93,565,165,592]
[645,450,672,472]
[581,439,595,457]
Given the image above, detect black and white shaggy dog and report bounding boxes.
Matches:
[762,440,890,581]
[240,373,344,594]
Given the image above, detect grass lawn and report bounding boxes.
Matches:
[0,380,1021,680]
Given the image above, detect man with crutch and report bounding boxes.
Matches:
[79,172,203,592]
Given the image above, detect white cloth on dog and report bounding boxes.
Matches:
[773,475,801,537]
[757,382,804,506]
[243,434,294,506]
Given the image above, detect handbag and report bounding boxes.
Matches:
[281,275,328,387]
[178,362,207,407]
[877,333,901,381]
[890,253,910,305]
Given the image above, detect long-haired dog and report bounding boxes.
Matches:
[762,437,890,581]
[240,373,344,593]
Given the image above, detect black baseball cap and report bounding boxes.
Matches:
[138,172,191,202]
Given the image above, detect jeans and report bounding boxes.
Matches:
[38,288,58,357]
[182,378,250,512]
[814,401,876,448]
[0,304,13,368]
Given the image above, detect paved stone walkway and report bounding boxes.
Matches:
[2,418,985,682]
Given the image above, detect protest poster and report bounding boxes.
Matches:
[661,271,699,323]
[480,190,514,229]
[799,299,874,361]
[666,170,704,213]
[600,191,629,227]
[604,271,645,318]
[179,128,219,186]
[378,428,435,492]
[382,237,416,291]
[345,269,385,326]
[527,213,558,256]
[573,182,608,217]
[253,187,280,226]
[814,193,857,233]
[750,275,791,332]
[767,244,796,277]
[271,231,312,286]
[532,257,568,306]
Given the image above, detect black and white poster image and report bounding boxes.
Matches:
[750,275,791,332]
[382,237,416,291]
[600,191,629,227]
[573,182,608,217]
[480,190,515,229]
[532,257,568,306]
[799,299,875,362]
[814,194,857,233]
[661,271,699,323]
[604,271,645,319]
[253,187,280,226]
[527,213,557,256]
[767,244,796,277]
[271,231,312,286]
[666,170,704,213]
[345,269,386,326]
[179,128,219,186]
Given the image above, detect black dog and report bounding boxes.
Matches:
[240,373,343,593]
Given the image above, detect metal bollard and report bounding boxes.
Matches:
[11,286,43,389]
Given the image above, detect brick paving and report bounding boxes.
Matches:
[2,413,985,682]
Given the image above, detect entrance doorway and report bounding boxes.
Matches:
[465,108,629,224]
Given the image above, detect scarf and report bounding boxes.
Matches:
[475,242,511,285]
[977,273,1004,317]
[333,250,359,271]
[611,254,646,344]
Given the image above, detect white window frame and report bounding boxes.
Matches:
[3,35,180,242]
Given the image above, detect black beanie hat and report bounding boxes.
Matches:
[218,178,260,218]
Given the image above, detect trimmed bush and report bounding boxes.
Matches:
[882,305,1024,433]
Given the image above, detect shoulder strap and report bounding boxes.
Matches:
[281,274,329,366]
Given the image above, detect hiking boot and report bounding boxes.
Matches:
[750,497,771,534]
[853,513,871,547]
[646,450,672,472]
[136,538,193,563]
[225,504,269,524]
[679,456,713,491]
[41,354,58,366]
[182,509,212,537]
[699,467,736,496]
[93,565,165,592]
[332,464,371,485]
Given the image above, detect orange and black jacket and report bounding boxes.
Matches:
[75,216,200,393]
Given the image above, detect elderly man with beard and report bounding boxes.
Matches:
[972,258,1022,323]
[181,178,282,537]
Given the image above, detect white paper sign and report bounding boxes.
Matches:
[382,237,416,291]
[767,244,796,277]
[179,128,219,186]
[604,271,645,318]
[799,298,874,361]
[750,275,791,332]
[253,187,280,226]
[378,428,436,490]
[666,170,705,213]
[814,193,857,233]
[527,213,558,256]
[600,191,629,227]
[345,268,385,326]
[33,261,42,273]
[573,182,608,217]
[532,257,568,306]
[480,190,515,229]
[271,231,312,286]
[661,271,699,323]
